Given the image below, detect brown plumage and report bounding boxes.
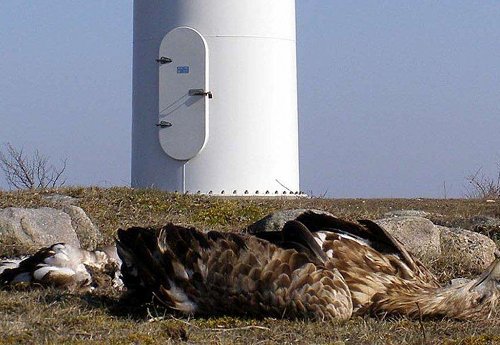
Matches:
[257,211,500,320]
[117,213,499,320]
[2,211,498,321]
[116,223,352,321]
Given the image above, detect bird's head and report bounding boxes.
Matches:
[469,257,500,307]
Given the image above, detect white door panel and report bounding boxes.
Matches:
[158,27,209,161]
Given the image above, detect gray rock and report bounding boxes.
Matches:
[375,217,441,262]
[246,209,335,234]
[383,210,431,218]
[61,205,103,250]
[42,194,79,205]
[0,207,80,250]
[438,225,497,272]
[470,215,500,228]
[0,205,102,252]
[376,217,497,271]
[469,216,500,241]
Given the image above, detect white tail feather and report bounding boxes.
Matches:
[33,266,75,281]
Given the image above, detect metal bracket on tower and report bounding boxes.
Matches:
[156,120,172,128]
[156,56,172,64]
[189,88,213,99]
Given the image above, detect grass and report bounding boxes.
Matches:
[0,187,499,344]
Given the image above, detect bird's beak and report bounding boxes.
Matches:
[470,257,500,291]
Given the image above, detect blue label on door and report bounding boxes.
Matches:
[177,66,189,74]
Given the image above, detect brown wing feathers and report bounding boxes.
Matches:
[116,223,353,320]
[3,210,497,321]
[296,212,409,259]
[255,220,328,263]
[256,212,445,316]
[295,212,437,280]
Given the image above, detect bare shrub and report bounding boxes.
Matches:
[0,143,67,190]
[464,164,500,199]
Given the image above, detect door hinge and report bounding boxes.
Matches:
[156,121,172,128]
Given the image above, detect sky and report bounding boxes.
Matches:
[1,1,499,198]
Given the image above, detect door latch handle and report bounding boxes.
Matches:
[156,121,172,128]
[189,89,213,99]
[156,56,172,64]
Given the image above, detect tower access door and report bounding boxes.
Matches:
[158,27,209,161]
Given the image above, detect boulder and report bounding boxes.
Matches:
[61,205,103,250]
[0,205,103,254]
[383,210,432,218]
[42,194,102,249]
[469,215,500,241]
[0,207,81,251]
[470,215,500,228]
[246,208,335,234]
[438,225,497,272]
[42,194,79,205]
[375,217,441,262]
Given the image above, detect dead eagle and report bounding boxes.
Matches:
[116,211,500,321]
[1,211,498,321]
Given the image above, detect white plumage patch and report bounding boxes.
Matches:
[337,232,371,247]
[0,258,24,274]
[0,243,122,290]
[313,232,327,247]
[171,261,189,280]
[166,279,197,313]
[33,266,75,281]
[44,252,70,266]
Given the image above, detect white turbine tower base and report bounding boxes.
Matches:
[132,0,300,196]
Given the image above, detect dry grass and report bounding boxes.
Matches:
[0,187,499,344]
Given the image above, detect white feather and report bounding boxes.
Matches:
[338,232,371,247]
[33,266,75,281]
[0,258,24,274]
[167,279,197,313]
[314,232,327,247]
[44,252,70,265]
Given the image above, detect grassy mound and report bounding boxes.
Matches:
[0,187,499,344]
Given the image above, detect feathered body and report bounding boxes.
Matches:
[117,224,352,321]
[1,210,498,321]
[117,211,500,321]
[0,243,122,291]
[257,212,500,320]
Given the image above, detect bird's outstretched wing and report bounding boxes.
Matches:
[296,211,438,281]
[255,211,440,314]
[251,220,328,263]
